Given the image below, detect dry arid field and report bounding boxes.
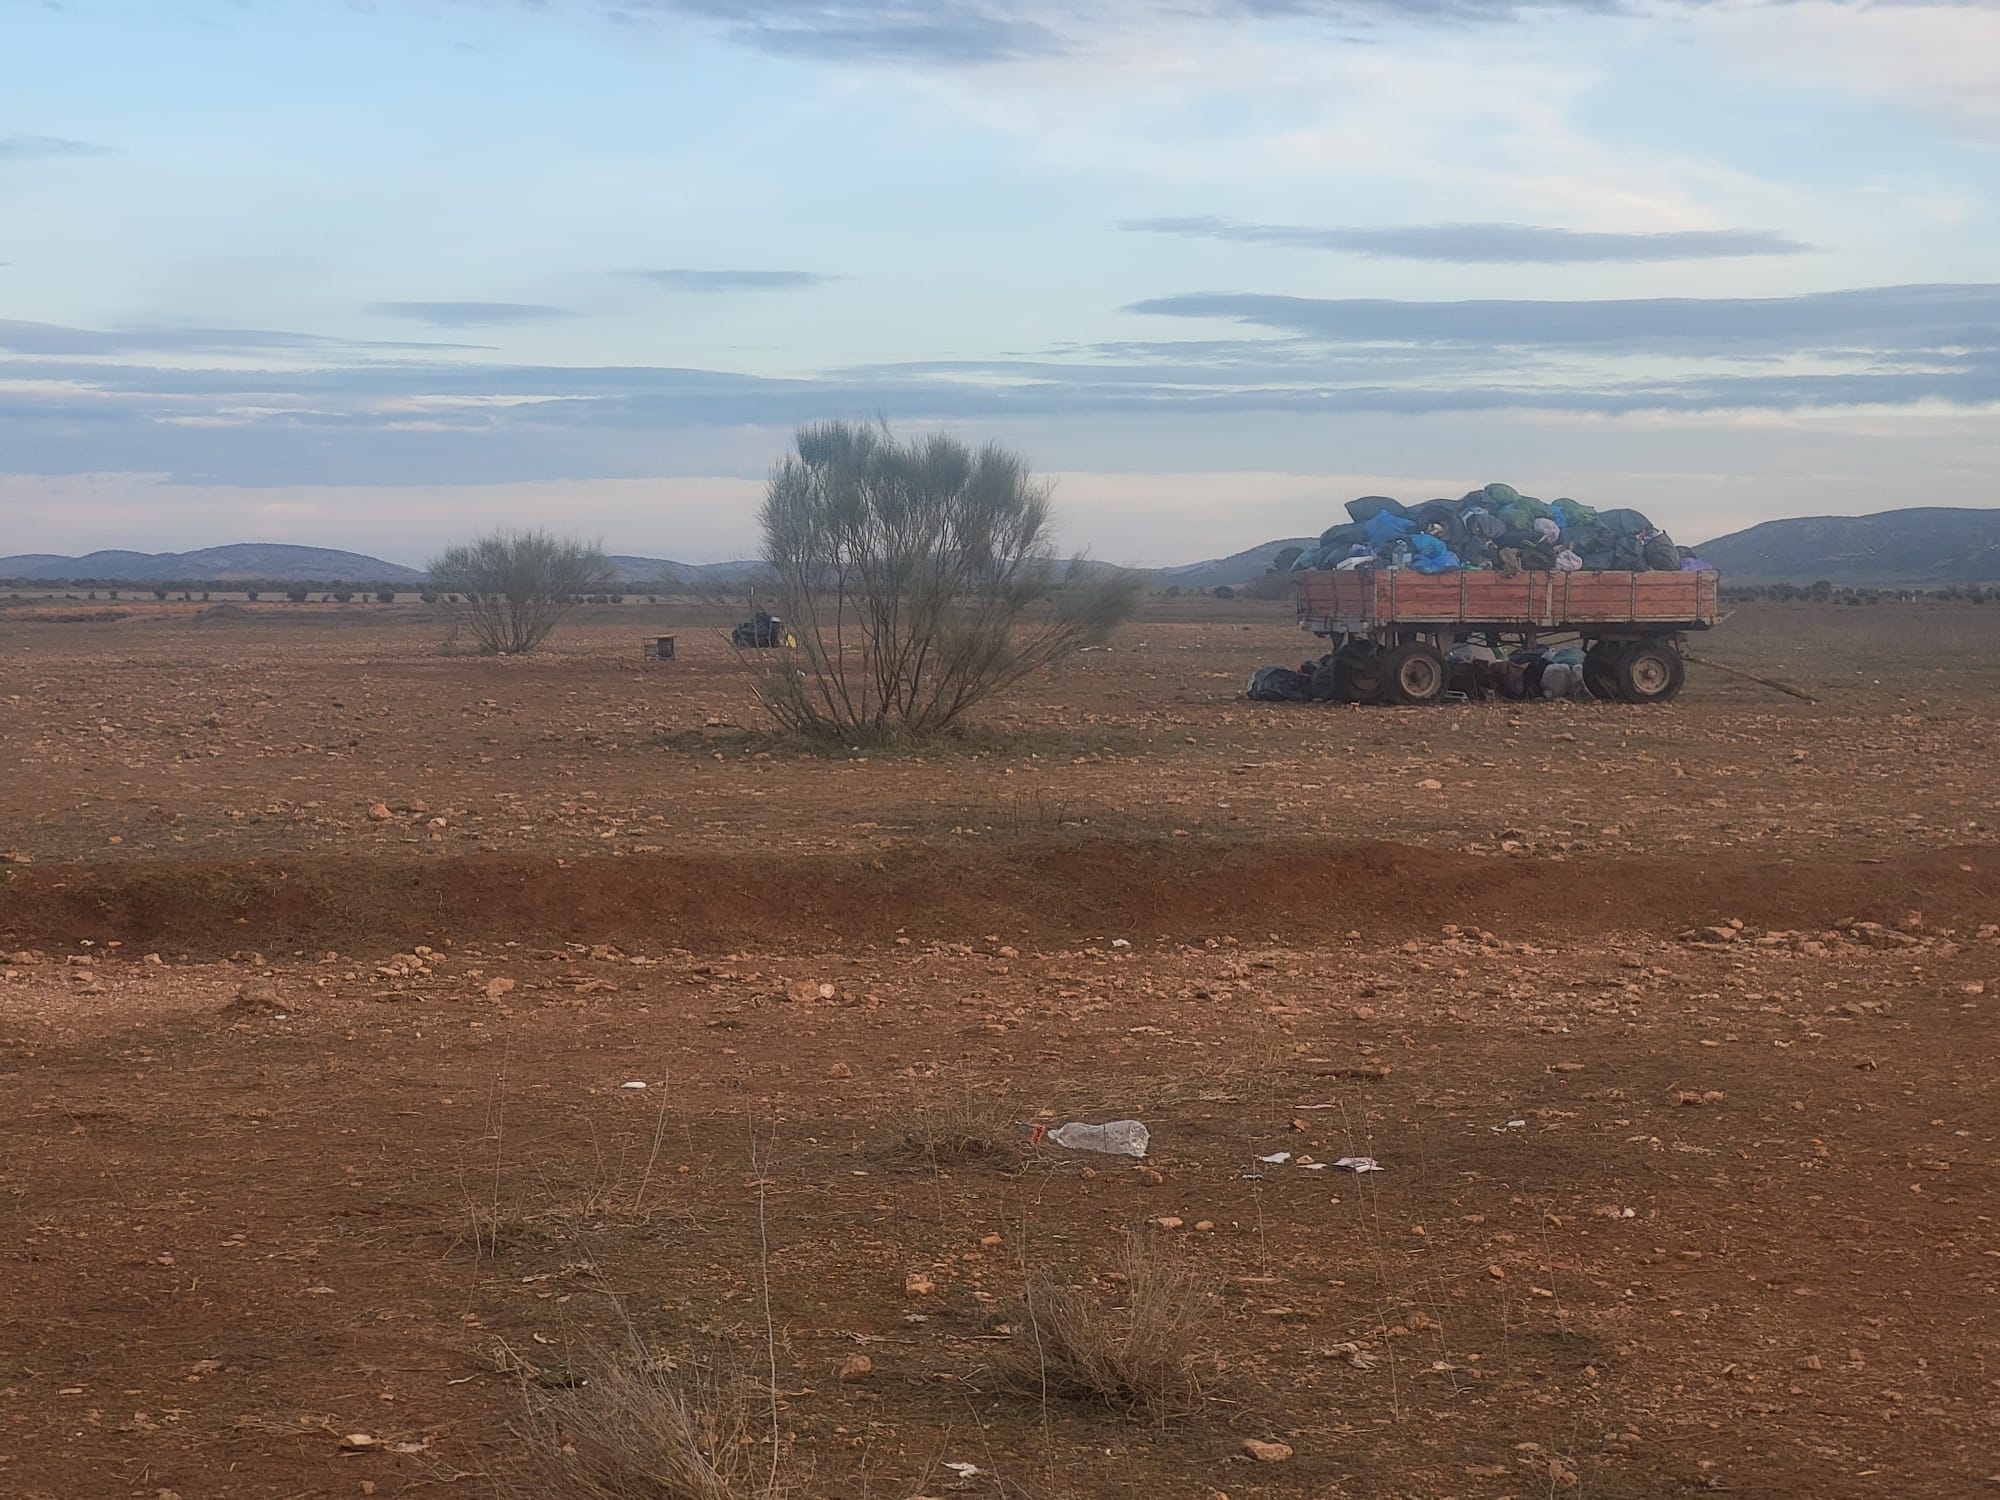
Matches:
[2,593,1996,1500]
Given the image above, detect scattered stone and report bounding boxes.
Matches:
[484,977,516,998]
[903,1272,936,1296]
[366,803,391,822]
[227,978,284,1014]
[838,1354,874,1383]
[1154,1216,1185,1231]
[1242,1439,1293,1463]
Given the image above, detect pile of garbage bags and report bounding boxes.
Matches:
[1249,643,1596,703]
[1294,482,1708,576]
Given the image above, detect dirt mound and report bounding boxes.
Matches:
[3,839,1992,957]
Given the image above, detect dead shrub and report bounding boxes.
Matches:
[991,1237,1212,1422]
[892,1089,1024,1172]
[509,1340,782,1500]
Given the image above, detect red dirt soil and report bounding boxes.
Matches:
[1,597,1996,1499]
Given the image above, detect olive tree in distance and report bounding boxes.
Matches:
[426,529,611,654]
[754,421,1140,741]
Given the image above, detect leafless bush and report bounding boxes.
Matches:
[509,1340,781,1500]
[992,1237,1212,1422]
[892,1088,1024,1172]
[752,422,1139,742]
[427,529,611,654]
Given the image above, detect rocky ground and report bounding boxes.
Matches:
[1,595,1995,1499]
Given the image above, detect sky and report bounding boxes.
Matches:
[1,0,1997,567]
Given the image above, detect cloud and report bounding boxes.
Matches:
[666,0,1065,61]
[4,283,1997,487]
[425,1,2000,71]
[0,135,115,160]
[621,268,831,291]
[370,301,575,327]
[1123,282,2000,353]
[0,318,485,357]
[1121,216,1812,263]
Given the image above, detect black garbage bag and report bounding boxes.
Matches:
[1345,495,1410,524]
[1247,665,1312,702]
[1597,507,1655,537]
[1643,530,1680,571]
[1408,498,1471,554]
[1317,521,1366,551]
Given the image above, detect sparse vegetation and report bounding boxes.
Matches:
[753,421,1139,742]
[509,1339,779,1500]
[891,1088,1023,1172]
[427,529,611,654]
[992,1237,1213,1423]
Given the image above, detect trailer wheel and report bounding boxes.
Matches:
[1614,641,1685,704]
[1383,642,1447,705]
[1332,644,1386,704]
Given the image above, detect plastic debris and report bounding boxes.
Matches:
[1259,1151,1293,1164]
[1332,1156,1384,1173]
[1030,1119,1150,1157]
[620,1081,648,1090]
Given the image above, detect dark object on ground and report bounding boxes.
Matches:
[1246,665,1312,702]
[731,612,786,648]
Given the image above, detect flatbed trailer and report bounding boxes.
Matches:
[1293,566,1721,705]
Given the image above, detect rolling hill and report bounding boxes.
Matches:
[606,555,768,587]
[0,544,425,584]
[12,506,1997,590]
[1695,508,2000,584]
[1154,537,1315,589]
[0,545,769,588]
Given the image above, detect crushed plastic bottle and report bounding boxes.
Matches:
[1031,1119,1150,1158]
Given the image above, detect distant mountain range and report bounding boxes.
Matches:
[7,506,1999,587]
[0,544,766,587]
[0,544,428,584]
[1693,508,2000,584]
[605,555,767,587]
[1160,506,2000,587]
[1155,538,1315,590]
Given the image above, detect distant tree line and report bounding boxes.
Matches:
[1723,581,2000,605]
[0,574,417,593]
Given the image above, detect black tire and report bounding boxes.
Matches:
[1383,642,1448,706]
[1614,640,1685,704]
[1332,644,1386,704]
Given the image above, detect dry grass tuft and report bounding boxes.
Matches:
[891,1089,1025,1173]
[509,1341,782,1500]
[991,1237,1213,1422]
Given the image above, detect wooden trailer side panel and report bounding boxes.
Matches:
[1295,566,1718,630]
[1551,570,1716,625]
